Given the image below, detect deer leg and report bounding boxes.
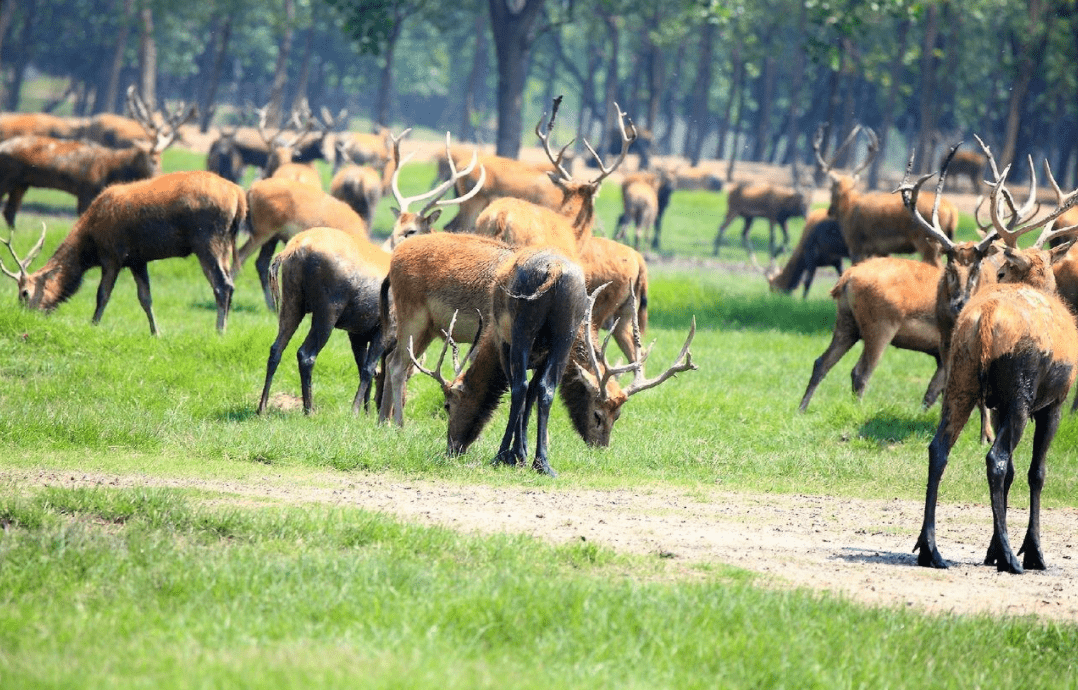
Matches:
[849,322,900,399]
[255,239,279,311]
[532,344,571,477]
[1018,402,1061,571]
[915,392,974,568]
[799,307,860,412]
[295,307,338,415]
[740,217,760,268]
[776,219,790,256]
[495,340,531,467]
[350,329,385,415]
[128,262,160,337]
[984,401,1028,574]
[258,301,304,415]
[381,329,433,427]
[614,212,628,242]
[3,185,28,227]
[713,212,738,256]
[92,264,123,329]
[195,251,235,333]
[921,354,946,409]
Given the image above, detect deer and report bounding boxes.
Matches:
[206,123,245,183]
[410,270,696,474]
[765,208,848,298]
[329,141,385,226]
[0,170,246,335]
[241,177,369,310]
[814,125,958,266]
[940,148,986,193]
[619,168,675,251]
[378,232,693,439]
[0,89,195,227]
[614,172,660,250]
[913,141,1078,574]
[0,112,84,141]
[381,131,486,251]
[257,105,321,187]
[712,181,809,267]
[257,226,392,416]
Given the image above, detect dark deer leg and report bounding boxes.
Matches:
[984,401,1027,573]
[195,251,235,333]
[129,262,159,336]
[1017,403,1061,571]
[799,308,860,412]
[92,264,122,329]
[3,185,28,227]
[295,306,338,415]
[258,307,303,415]
[255,239,279,311]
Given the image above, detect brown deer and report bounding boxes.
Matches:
[206,123,245,183]
[914,145,1078,574]
[712,181,809,266]
[257,105,321,186]
[614,172,660,250]
[0,91,194,227]
[0,170,245,335]
[765,207,848,298]
[241,178,370,310]
[0,112,84,141]
[814,125,958,265]
[668,166,724,192]
[257,226,391,415]
[940,148,986,193]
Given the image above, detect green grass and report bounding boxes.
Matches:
[2,148,1078,687]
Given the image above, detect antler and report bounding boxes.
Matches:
[977,135,1078,249]
[619,292,698,398]
[0,223,47,282]
[391,131,485,217]
[126,85,196,153]
[406,310,479,392]
[583,102,638,186]
[535,96,575,181]
[812,123,863,175]
[580,283,641,400]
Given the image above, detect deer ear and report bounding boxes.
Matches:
[391,208,401,219]
[1003,247,1032,272]
[1049,240,1074,263]
[426,209,442,225]
[572,362,601,395]
[546,170,565,187]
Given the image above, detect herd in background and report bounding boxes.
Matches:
[4,88,1078,573]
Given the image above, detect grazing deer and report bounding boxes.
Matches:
[766,208,848,298]
[914,144,1078,574]
[206,123,245,183]
[940,149,986,193]
[0,170,245,335]
[0,91,194,227]
[242,178,369,310]
[0,112,84,141]
[382,131,486,250]
[257,226,391,415]
[712,181,809,266]
[814,125,958,265]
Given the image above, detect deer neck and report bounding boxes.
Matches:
[447,336,509,454]
[27,236,90,310]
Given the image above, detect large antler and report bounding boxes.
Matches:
[407,310,480,393]
[391,131,486,217]
[0,224,47,283]
[977,135,1078,249]
[126,85,196,153]
[535,97,638,186]
[812,123,863,176]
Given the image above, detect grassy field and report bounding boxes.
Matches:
[1,149,1077,688]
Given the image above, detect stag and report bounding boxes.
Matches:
[242,178,369,310]
[0,90,194,227]
[206,123,244,183]
[382,131,486,250]
[258,105,321,186]
[814,125,958,265]
[914,143,1078,574]
[0,171,245,335]
[712,181,808,266]
[257,227,391,415]
[766,208,848,298]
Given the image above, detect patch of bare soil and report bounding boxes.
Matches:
[15,469,1078,622]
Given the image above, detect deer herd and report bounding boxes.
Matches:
[5,89,1078,574]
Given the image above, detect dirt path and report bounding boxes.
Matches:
[17,469,1078,622]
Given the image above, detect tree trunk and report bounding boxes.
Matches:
[645,8,663,135]
[138,6,156,108]
[489,0,547,159]
[0,0,17,104]
[291,24,315,113]
[688,21,715,165]
[914,3,940,173]
[657,42,684,155]
[265,0,295,127]
[375,13,402,127]
[461,13,489,142]
[599,13,621,159]
[783,0,807,174]
[6,0,36,110]
[867,17,910,191]
[1000,0,1052,171]
[751,54,776,162]
[715,40,741,163]
[198,16,232,130]
[725,44,746,181]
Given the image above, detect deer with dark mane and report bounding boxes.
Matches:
[913,141,1078,574]
[0,170,246,335]
[765,208,848,298]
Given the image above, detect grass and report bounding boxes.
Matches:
[2,148,1078,687]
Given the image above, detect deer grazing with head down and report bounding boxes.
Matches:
[765,208,848,298]
[0,88,195,227]
[257,226,392,416]
[0,170,246,335]
[913,143,1078,574]
[815,125,958,266]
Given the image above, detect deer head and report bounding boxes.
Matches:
[1,224,48,306]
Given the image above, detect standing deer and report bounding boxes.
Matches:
[914,142,1078,574]
[814,125,958,265]
[614,171,661,251]
[0,171,245,335]
[712,181,808,266]
[257,227,391,415]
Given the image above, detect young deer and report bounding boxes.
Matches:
[257,227,391,415]
[913,142,1078,574]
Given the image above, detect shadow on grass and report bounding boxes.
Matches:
[858,414,936,444]
[20,201,77,219]
[192,300,262,314]
[832,548,917,567]
[216,405,259,423]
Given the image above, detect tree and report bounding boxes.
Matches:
[488,0,547,158]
